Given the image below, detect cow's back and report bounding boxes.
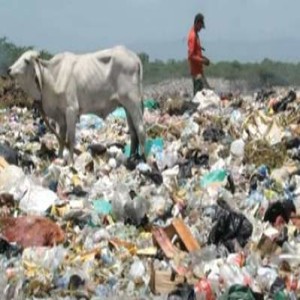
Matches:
[70,46,142,116]
[102,45,141,75]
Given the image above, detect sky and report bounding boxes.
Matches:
[0,0,299,62]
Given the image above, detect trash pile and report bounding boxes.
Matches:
[0,77,32,109]
[0,85,300,299]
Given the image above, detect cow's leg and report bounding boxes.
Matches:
[121,96,146,161]
[65,108,77,164]
[57,118,67,158]
[125,110,139,157]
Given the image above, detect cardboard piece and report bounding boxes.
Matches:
[152,219,200,259]
[152,227,178,259]
[165,218,201,252]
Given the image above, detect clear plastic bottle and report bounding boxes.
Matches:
[219,264,245,289]
[245,252,261,277]
[129,259,146,284]
[256,267,278,292]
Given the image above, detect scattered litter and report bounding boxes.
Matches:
[0,83,300,299]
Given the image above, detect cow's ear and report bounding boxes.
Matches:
[32,58,42,91]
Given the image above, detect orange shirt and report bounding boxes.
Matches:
[187,26,203,76]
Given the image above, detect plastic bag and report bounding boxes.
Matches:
[168,282,196,300]
[129,259,146,283]
[0,143,18,165]
[200,169,228,188]
[263,200,296,225]
[208,205,253,252]
[124,137,164,159]
[272,90,296,113]
[22,245,66,273]
[111,184,149,225]
[93,199,112,215]
[0,165,25,193]
[78,114,104,130]
[230,139,245,158]
[203,126,225,143]
[18,181,58,215]
[219,284,257,300]
[144,98,159,110]
[109,107,127,119]
[192,89,220,111]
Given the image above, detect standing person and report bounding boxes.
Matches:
[187,13,211,96]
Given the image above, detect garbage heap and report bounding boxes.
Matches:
[0,86,300,299]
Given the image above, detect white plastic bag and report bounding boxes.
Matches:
[18,181,58,215]
[0,165,25,193]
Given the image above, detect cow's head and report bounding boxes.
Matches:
[8,50,43,100]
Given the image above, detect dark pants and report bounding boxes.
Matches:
[193,77,204,96]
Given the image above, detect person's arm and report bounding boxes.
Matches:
[202,55,210,66]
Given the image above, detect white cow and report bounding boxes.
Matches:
[8,46,145,163]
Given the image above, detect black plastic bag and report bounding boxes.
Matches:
[0,143,18,165]
[208,204,253,253]
[203,126,225,143]
[0,237,22,258]
[285,137,300,150]
[167,282,196,300]
[273,90,296,113]
[88,143,107,156]
[263,200,296,224]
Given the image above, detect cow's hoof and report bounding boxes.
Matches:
[125,155,141,170]
[125,157,137,171]
[140,154,146,162]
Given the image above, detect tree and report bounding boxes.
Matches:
[1,36,300,87]
[138,52,149,65]
[0,37,52,75]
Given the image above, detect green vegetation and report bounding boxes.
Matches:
[139,52,300,88]
[0,37,52,75]
[1,37,300,89]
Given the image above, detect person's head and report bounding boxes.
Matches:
[194,13,205,32]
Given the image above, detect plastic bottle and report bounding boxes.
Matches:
[219,264,245,289]
[192,245,219,263]
[245,253,261,277]
[256,267,278,292]
[129,259,146,283]
[194,278,216,300]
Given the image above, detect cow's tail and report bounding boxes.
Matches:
[138,59,144,114]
